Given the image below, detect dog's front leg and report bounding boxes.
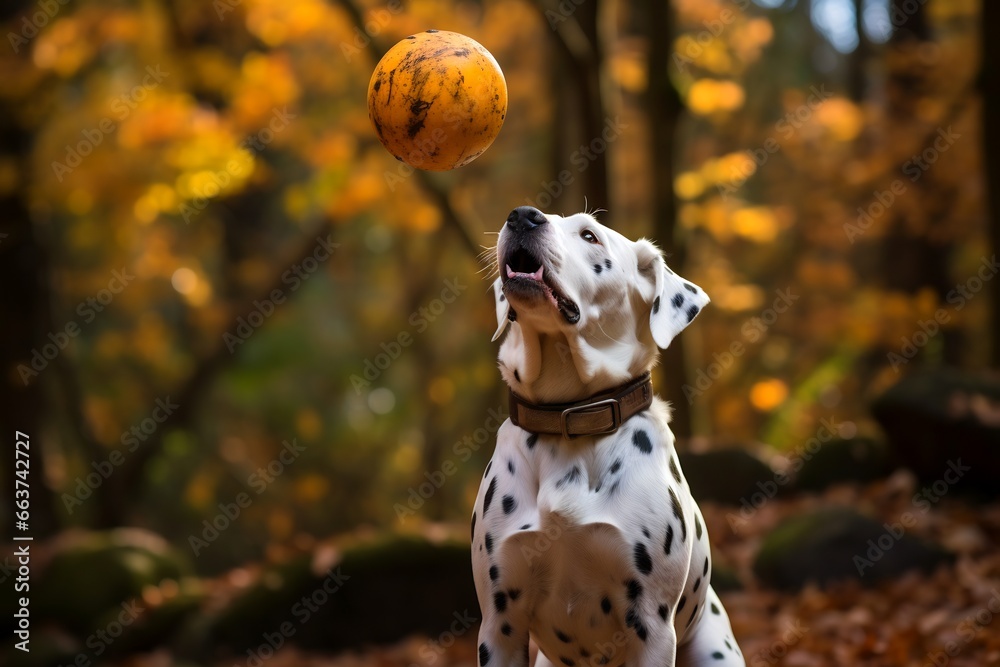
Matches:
[619,613,678,667]
[636,625,678,667]
[476,619,530,667]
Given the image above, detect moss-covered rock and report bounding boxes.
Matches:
[710,563,742,593]
[871,367,1000,496]
[205,532,478,656]
[753,507,953,590]
[679,448,780,506]
[792,437,892,492]
[28,528,202,659]
[35,529,190,629]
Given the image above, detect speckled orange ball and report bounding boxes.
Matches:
[367,30,508,171]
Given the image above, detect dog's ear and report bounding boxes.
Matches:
[635,239,710,349]
[491,277,511,342]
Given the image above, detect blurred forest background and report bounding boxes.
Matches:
[2,0,1000,665]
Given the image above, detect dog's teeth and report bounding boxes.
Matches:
[533,266,544,281]
[506,264,514,278]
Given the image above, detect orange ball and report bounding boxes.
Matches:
[367,30,508,171]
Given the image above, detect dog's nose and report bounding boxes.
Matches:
[506,206,548,234]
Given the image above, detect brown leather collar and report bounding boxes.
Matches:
[508,372,653,439]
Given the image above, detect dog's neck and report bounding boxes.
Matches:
[498,323,657,404]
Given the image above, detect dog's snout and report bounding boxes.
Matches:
[506,206,548,234]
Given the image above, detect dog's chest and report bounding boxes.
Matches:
[471,410,713,662]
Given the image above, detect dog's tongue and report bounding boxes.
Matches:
[506,263,560,310]
[506,264,544,281]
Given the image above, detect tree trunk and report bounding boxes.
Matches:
[983,0,1000,367]
[0,7,59,536]
[537,0,610,216]
[643,0,691,438]
[848,0,871,101]
[572,0,609,214]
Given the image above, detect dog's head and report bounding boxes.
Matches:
[492,206,709,402]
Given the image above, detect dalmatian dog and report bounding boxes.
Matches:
[471,207,744,667]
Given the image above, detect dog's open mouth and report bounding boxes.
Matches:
[501,246,580,324]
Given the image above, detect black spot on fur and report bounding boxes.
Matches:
[677,595,687,612]
[625,578,642,601]
[664,524,674,555]
[712,651,724,660]
[632,430,652,454]
[520,523,531,530]
[652,296,660,314]
[499,293,505,301]
[494,591,508,613]
[601,596,612,614]
[471,512,477,541]
[605,259,612,269]
[711,602,721,615]
[725,639,732,649]
[634,543,653,575]
[703,556,709,576]
[555,629,572,643]
[671,293,684,309]
[560,658,575,666]
[501,623,512,636]
[484,461,493,477]
[669,457,681,484]
[687,305,700,322]
[687,603,699,626]
[508,588,521,600]
[610,458,622,474]
[557,466,581,488]
[526,434,538,450]
[658,604,669,621]
[485,532,494,554]
[684,282,697,293]
[642,526,651,538]
[608,480,620,496]
[594,263,603,274]
[696,516,703,541]
[508,460,515,474]
[502,495,516,515]
[580,647,592,658]
[669,488,687,541]
[513,369,519,382]
[625,607,648,641]
[479,643,490,665]
[694,577,701,592]
[489,564,499,581]
[483,477,497,516]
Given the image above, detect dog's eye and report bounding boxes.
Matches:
[580,230,600,245]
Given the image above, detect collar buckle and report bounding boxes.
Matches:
[560,398,622,440]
